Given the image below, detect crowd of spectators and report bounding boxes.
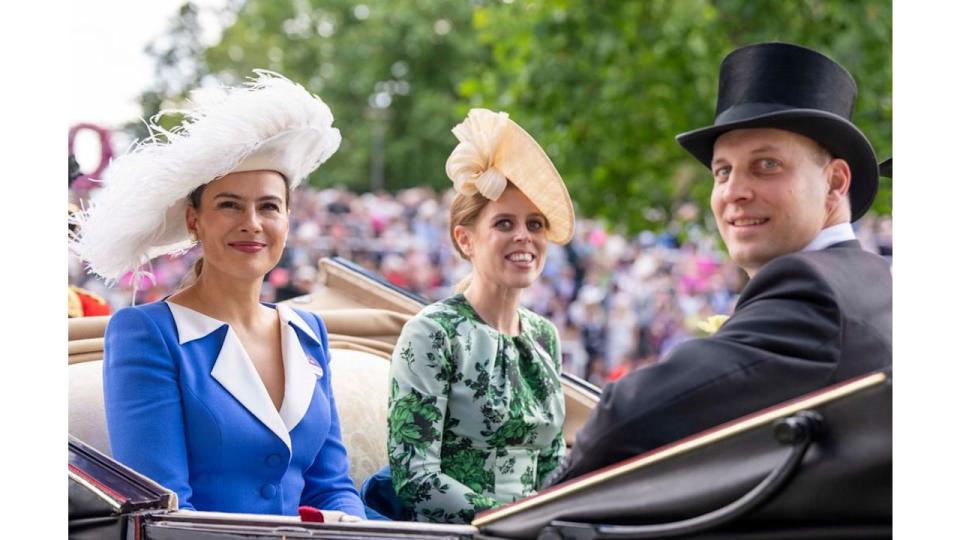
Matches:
[69,185,893,387]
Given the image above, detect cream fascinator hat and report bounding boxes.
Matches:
[72,70,341,283]
[445,109,575,244]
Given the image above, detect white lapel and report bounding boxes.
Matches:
[276,304,324,432]
[165,301,292,451]
[166,300,224,344]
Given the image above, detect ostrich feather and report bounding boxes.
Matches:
[71,70,341,284]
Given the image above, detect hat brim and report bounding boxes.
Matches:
[495,120,576,244]
[878,157,892,178]
[145,127,337,263]
[232,128,329,186]
[72,71,343,283]
[676,109,879,221]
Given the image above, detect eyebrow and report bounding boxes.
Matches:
[212,192,284,203]
[748,145,782,155]
[712,145,784,166]
[489,212,546,221]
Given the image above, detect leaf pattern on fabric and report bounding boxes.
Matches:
[519,463,535,493]
[464,492,499,513]
[464,361,491,401]
[399,340,415,369]
[442,447,494,494]
[388,379,442,455]
[518,346,554,412]
[388,294,566,524]
[535,432,566,486]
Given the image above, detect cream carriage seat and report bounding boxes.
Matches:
[67,313,397,489]
[326,348,391,487]
[68,316,111,457]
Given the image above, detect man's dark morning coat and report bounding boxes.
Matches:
[546,240,892,485]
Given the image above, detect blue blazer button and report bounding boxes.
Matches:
[260,484,277,499]
[265,454,283,467]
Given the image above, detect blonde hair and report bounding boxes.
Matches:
[448,190,491,293]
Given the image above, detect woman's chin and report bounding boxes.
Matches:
[499,273,540,291]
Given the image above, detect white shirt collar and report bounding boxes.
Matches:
[803,223,856,252]
[165,301,321,346]
[166,301,225,345]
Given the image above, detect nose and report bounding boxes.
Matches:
[239,206,262,233]
[514,225,533,243]
[719,169,753,204]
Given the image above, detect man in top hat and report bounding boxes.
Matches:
[545,42,892,484]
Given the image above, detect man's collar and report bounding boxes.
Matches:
[803,223,856,252]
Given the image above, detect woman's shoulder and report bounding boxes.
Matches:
[104,302,178,356]
[413,295,469,322]
[401,295,474,337]
[107,301,173,330]
[519,306,557,331]
[519,306,559,343]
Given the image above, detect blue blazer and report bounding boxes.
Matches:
[103,301,364,517]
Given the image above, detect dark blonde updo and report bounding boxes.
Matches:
[448,190,494,260]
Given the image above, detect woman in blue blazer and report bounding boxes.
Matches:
[73,72,365,518]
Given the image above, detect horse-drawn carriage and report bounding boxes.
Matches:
[68,258,891,539]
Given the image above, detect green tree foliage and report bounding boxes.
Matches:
[203,0,485,192]
[461,0,892,230]
[137,0,890,231]
[130,1,212,140]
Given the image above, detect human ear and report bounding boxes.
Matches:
[186,205,199,241]
[825,158,852,210]
[454,225,473,258]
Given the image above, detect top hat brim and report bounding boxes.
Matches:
[878,157,892,178]
[676,109,879,221]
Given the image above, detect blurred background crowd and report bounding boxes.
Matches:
[68,183,892,387]
[68,0,891,388]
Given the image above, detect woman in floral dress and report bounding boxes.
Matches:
[387,109,576,523]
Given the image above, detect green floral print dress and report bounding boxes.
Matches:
[387,294,566,524]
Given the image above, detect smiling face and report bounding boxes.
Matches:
[710,128,851,277]
[186,170,289,283]
[454,186,549,291]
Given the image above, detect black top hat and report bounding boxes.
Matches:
[878,157,892,178]
[676,42,879,221]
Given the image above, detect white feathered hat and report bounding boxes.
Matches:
[71,70,341,283]
[445,109,575,244]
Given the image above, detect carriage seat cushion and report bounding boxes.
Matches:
[327,348,391,488]
[68,359,111,457]
[67,347,391,490]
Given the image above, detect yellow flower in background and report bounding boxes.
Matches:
[697,315,730,335]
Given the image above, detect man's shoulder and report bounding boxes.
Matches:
[798,241,887,264]
[741,242,891,308]
[758,241,882,277]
